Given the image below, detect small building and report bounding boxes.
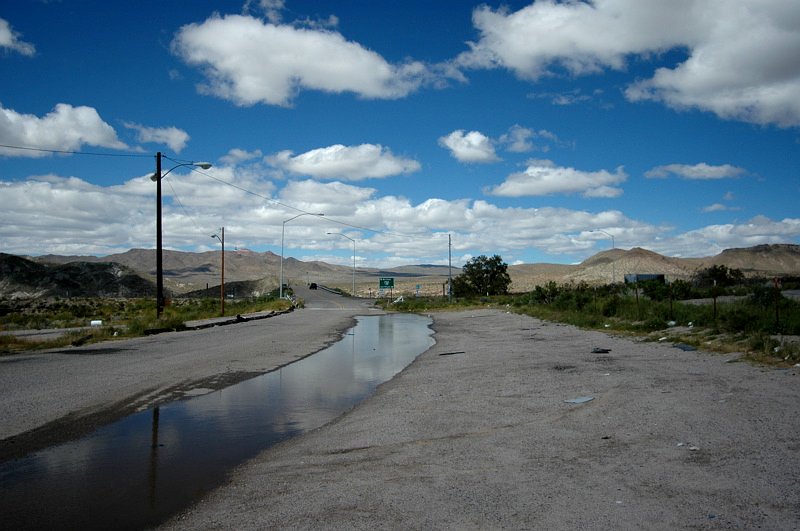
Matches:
[624,273,666,284]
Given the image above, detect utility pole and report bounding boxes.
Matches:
[153,152,212,318]
[448,233,452,302]
[155,152,163,317]
[212,227,225,316]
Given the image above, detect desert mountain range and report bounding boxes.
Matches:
[1,244,799,299]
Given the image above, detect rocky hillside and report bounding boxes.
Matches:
[706,244,800,275]
[570,247,698,283]
[0,253,155,299]
[35,248,282,295]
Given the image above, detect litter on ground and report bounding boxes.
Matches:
[564,396,594,404]
[673,343,697,351]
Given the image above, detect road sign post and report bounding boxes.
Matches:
[379,277,394,299]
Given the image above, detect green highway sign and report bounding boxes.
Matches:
[379,277,394,289]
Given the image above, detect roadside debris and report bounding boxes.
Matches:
[564,396,594,404]
[673,343,697,351]
[591,348,611,354]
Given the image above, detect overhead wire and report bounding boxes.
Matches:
[0,143,150,158]
[163,176,203,232]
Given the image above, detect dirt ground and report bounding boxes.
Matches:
[162,309,799,530]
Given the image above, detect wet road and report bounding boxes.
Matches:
[1,312,431,530]
[0,290,379,452]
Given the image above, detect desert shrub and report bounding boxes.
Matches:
[601,296,619,317]
[640,279,670,302]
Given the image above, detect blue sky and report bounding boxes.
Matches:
[1,0,799,268]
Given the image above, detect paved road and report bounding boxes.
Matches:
[295,284,368,310]
[0,289,379,459]
[166,309,800,530]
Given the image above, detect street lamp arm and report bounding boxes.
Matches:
[591,228,614,246]
[283,212,325,225]
[327,232,357,298]
[152,160,212,181]
[327,232,354,243]
[280,212,325,299]
[590,229,616,284]
[211,228,225,317]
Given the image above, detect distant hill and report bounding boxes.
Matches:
[507,244,800,291]
[34,248,282,295]
[567,247,697,285]
[706,244,800,275]
[29,249,461,295]
[3,243,797,299]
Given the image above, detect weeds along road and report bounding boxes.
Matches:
[0,286,379,460]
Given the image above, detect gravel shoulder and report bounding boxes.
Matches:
[164,309,799,530]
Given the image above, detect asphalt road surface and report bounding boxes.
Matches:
[0,287,378,460]
[165,309,799,530]
[3,299,798,529]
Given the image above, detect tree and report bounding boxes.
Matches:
[452,255,511,296]
[695,265,744,288]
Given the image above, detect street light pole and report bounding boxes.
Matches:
[592,229,616,284]
[212,227,225,316]
[449,233,452,302]
[155,152,163,318]
[328,232,356,297]
[280,212,324,299]
[153,152,212,318]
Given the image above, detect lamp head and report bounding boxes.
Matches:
[195,162,212,170]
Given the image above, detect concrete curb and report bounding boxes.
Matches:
[182,307,294,330]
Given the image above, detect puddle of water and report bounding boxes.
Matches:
[0,313,433,530]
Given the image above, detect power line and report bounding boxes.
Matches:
[163,176,203,232]
[0,143,150,158]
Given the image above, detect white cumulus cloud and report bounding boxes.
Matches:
[487,160,626,198]
[220,148,264,165]
[172,14,431,106]
[650,216,800,257]
[268,144,420,181]
[243,0,286,24]
[499,125,534,153]
[439,130,500,163]
[0,103,128,157]
[456,0,800,127]
[498,125,560,153]
[124,123,190,153]
[645,163,746,180]
[0,17,35,56]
